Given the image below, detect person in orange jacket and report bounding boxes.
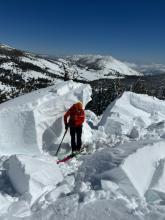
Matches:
[64,102,85,153]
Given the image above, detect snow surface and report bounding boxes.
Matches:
[21,56,61,74]
[0,81,15,93]
[0,61,22,76]
[22,70,52,81]
[1,81,165,219]
[0,62,15,71]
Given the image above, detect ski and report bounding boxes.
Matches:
[57,148,85,164]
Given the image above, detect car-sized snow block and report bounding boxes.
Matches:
[6,155,63,204]
[121,141,165,199]
[99,91,165,136]
[106,140,165,202]
[0,80,92,155]
[80,139,165,203]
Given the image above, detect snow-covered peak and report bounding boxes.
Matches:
[67,54,142,77]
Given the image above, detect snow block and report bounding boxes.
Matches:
[99,92,165,136]
[78,139,165,203]
[121,141,165,198]
[6,155,64,204]
[0,80,92,155]
[104,140,165,201]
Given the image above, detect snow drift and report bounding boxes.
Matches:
[0,80,92,156]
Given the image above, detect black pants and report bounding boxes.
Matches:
[70,126,82,152]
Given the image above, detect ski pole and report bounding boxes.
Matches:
[55,128,68,156]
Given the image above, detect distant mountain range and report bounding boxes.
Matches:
[125,62,165,75]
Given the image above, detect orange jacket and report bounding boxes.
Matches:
[64,102,85,127]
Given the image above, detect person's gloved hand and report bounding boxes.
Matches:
[65,123,69,130]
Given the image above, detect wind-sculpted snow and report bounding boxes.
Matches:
[0,80,92,155]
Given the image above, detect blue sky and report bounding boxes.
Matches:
[0,0,164,63]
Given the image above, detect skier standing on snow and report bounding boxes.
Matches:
[64,102,85,153]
